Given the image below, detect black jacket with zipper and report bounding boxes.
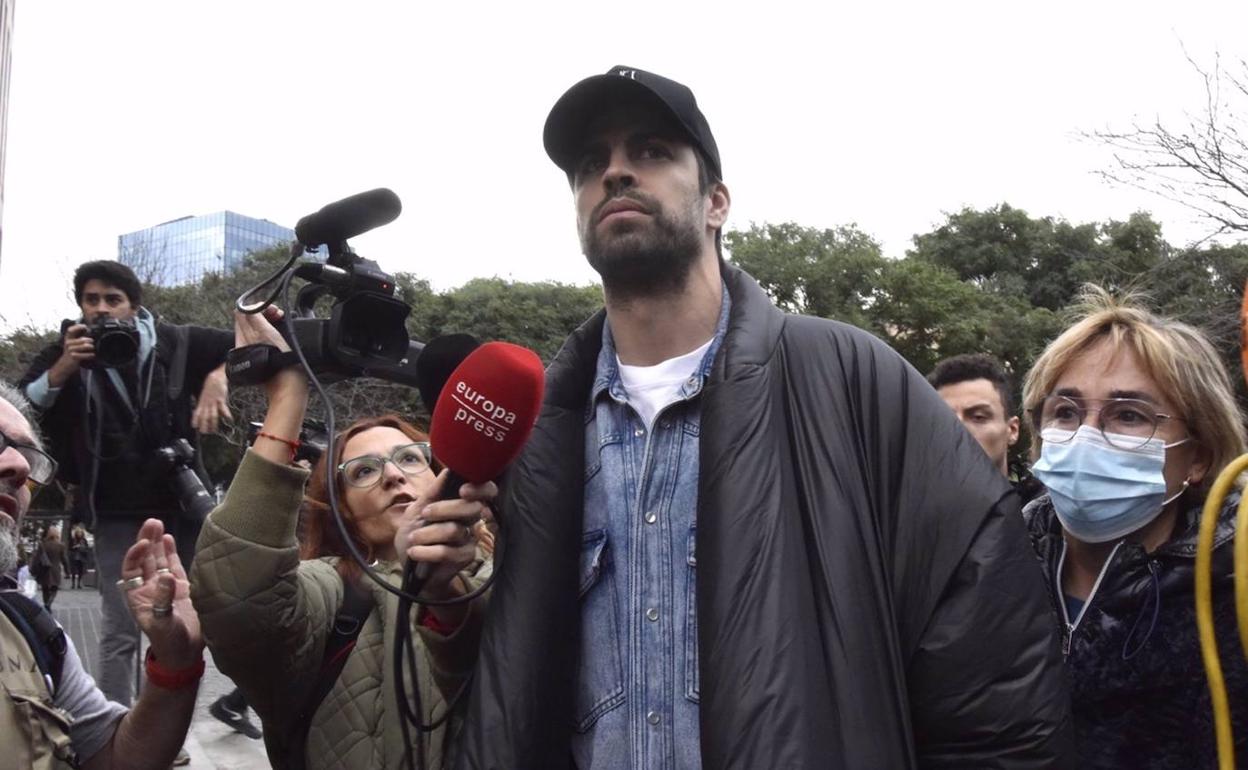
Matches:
[1024,492,1248,768]
[455,265,1073,769]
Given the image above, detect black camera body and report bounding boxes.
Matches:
[153,438,215,523]
[62,317,141,369]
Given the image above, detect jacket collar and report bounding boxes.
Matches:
[590,283,732,407]
[545,263,786,410]
[711,264,787,380]
[1025,489,1240,561]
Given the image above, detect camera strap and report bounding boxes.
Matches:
[226,344,302,387]
[166,324,191,403]
[97,346,156,420]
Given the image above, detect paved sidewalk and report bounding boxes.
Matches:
[52,587,272,769]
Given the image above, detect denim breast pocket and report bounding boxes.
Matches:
[574,528,626,732]
[684,524,700,703]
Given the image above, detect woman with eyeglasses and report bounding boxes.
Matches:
[1020,286,1248,768]
[190,308,495,770]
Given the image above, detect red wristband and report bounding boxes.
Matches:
[419,607,463,636]
[257,431,301,462]
[144,649,205,690]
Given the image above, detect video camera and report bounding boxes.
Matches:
[60,317,140,370]
[227,189,424,388]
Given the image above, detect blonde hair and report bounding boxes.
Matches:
[1022,285,1247,492]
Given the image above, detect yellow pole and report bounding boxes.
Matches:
[1196,454,1248,770]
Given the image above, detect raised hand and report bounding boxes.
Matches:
[117,518,203,669]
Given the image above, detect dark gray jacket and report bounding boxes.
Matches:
[455,265,1074,769]
[1026,492,1248,768]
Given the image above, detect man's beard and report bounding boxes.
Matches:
[580,191,704,302]
[0,516,18,577]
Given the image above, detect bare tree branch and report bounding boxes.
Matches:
[1084,52,1248,237]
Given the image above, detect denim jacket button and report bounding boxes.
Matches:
[634,427,645,437]
[646,607,659,622]
[645,511,657,525]
[647,710,661,725]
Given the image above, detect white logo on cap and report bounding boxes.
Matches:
[617,69,637,79]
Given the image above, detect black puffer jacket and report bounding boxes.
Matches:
[455,266,1073,769]
[1024,493,1248,768]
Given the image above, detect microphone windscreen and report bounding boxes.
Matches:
[430,342,545,483]
[294,188,402,247]
[416,334,480,412]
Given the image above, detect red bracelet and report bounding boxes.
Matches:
[418,607,464,636]
[257,431,301,462]
[144,649,205,690]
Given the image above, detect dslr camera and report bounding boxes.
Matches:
[152,438,215,523]
[61,317,141,369]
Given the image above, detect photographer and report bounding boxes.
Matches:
[190,305,493,769]
[15,260,259,738]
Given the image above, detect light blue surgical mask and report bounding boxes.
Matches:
[1032,425,1189,544]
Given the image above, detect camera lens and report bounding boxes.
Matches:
[91,322,140,368]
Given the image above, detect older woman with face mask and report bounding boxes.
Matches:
[1021,287,1248,768]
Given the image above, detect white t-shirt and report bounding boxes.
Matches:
[54,623,129,762]
[616,338,714,429]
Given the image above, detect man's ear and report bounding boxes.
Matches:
[1007,415,1020,447]
[706,182,731,230]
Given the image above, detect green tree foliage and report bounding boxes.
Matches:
[0,325,60,384]
[908,205,1170,311]
[725,222,885,329]
[435,278,602,363]
[728,206,1248,414]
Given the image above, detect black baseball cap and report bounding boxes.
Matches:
[543,65,721,180]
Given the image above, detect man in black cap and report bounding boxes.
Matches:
[456,66,1073,769]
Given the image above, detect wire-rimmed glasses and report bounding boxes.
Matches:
[1031,395,1185,450]
[337,442,433,488]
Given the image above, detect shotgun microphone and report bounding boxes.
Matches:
[294,188,402,248]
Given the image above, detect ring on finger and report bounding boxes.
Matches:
[116,576,145,592]
[151,604,173,617]
[155,567,172,575]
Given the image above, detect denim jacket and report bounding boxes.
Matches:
[572,289,730,770]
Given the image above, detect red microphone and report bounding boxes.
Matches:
[406,342,544,593]
[429,341,545,484]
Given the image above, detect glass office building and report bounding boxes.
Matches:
[118,211,296,287]
[0,0,15,264]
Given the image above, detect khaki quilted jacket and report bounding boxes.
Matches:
[190,450,485,770]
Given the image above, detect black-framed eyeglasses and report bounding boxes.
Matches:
[0,429,58,486]
[1030,395,1186,450]
[337,442,433,489]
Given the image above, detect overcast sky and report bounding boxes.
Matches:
[1,1,1244,331]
